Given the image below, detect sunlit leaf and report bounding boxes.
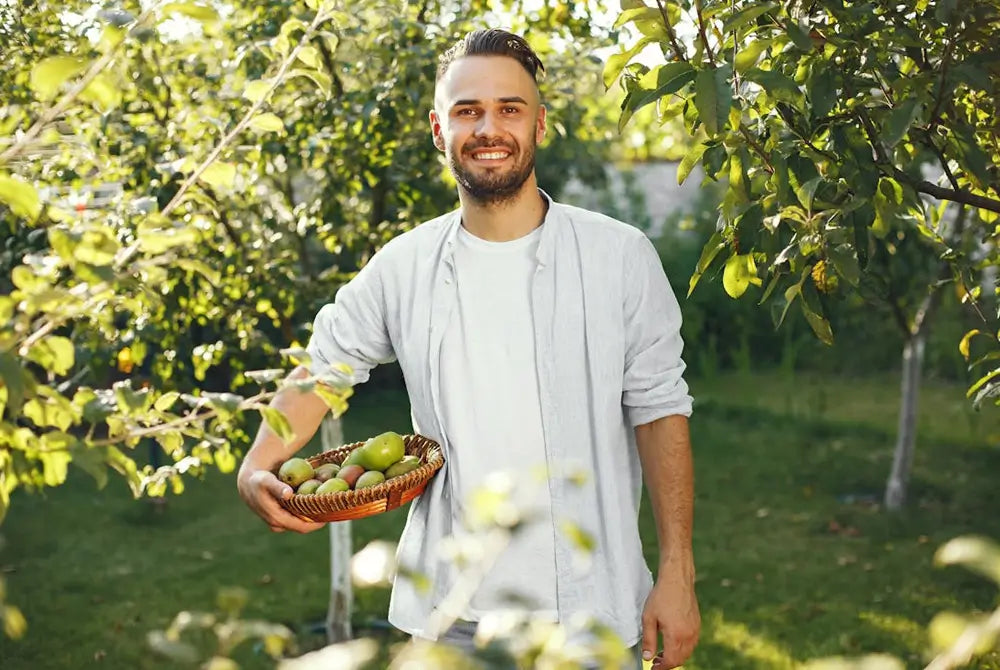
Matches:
[26,336,75,375]
[936,535,1000,583]
[248,113,285,133]
[723,253,760,298]
[0,175,42,222]
[602,37,653,89]
[261,407,295,443]
[243,79,274,103]
[198,161,237,190]
[29,56,87,100]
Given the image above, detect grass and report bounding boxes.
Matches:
[1,370,999,669]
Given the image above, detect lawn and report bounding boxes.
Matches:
[1,370,999,669]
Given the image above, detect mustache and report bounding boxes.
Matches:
[462,139,516,153]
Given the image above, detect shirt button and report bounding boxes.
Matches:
[444,277,452,284]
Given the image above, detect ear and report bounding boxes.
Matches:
[429,110,446,152]
[536,105,547,145]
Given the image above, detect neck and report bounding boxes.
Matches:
[457,177,548,242]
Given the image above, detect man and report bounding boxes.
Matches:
[237,28,699,669]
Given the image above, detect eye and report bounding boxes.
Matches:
[456,108,478,117]
[502,106,519,114]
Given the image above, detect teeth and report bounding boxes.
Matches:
[474,152,508,160]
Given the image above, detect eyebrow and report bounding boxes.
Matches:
[452,96,529,107]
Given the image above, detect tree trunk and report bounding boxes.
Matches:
[884,329,927,510]
[321,415,353,643]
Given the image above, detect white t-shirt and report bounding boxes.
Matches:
[438,222,558,620]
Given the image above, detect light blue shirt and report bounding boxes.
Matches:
[306,192,693,646]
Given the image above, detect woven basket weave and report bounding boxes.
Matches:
[279,434,443,522]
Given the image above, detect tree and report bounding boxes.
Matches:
[0,0,621,637]
[606,0,1000,509]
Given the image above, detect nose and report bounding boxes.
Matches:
[474,110,500,138]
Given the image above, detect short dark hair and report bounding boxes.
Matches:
[436,29,545,83]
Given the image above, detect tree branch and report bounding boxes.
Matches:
[654,0,688,62]
[694,0,716,63]
[892,167,1000,215]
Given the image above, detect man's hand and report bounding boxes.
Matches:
[641,572,700,668]
[238,469,325,534]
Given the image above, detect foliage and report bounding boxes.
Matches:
[0,0,623,639]
[606,0,1000,408]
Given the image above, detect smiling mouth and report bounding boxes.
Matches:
[469,149,512,162]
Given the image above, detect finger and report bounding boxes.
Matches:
[262,499,325,533]
[641,614,659,663]
[270,525,285,533]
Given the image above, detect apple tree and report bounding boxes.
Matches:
[606,0,1000,509]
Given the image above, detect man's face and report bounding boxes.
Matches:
[431,55,546,205]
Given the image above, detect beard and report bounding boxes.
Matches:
[447,136,536,206]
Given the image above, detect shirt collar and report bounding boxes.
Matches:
[442,188,558,268]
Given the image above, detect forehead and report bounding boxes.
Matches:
[435,55,539,107]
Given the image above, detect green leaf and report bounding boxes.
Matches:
[688,231,726,297]
[722,3,778,34]
[287,68,332,97]
[23,398,74,431]
[215,448,237,474]
[40,443,73,487]
[734,39,772,74]
[80,72,121,111]
[175,259,221,285]
[243,80,274,103]
[296,45,323,70]
[613,6,675,39]
[873,178,902,237]
[29,56,87,100]
[602,37,653,89]
[935,535,1000,583]
[783,19,813,51]
[70,446,109,489]
[261,407,295,444]
[198,161,236,190]
[26,336,75,375]
[883,99,921,148]
[807,63,837,118]
[953,126,991,189]
[619,62,695,130]
[137,220,200,254]
[161,2,219,24]
[248,113,285,133]
[827,245,860,287]
[678,142,708,185]
[801,299,834,345]
[694,65,732,137]
[0,175,42,222]
[723,254,760,298]
[744,68,801,103]
[74,227,120,266]
[0,353,26,417]
[314,383,350,418]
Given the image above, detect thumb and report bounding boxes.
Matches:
[641,613,659,662]
[264,473,294,500]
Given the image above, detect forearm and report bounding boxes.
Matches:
[635,414,695,578]
[238,365,333,478]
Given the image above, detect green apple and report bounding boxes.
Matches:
[359,431,405,471]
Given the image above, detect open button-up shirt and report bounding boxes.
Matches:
[306,193,693,645]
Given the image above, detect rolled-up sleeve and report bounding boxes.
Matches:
[305,254,396,386]
[622,233,693,426]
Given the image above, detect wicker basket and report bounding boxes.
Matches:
[279,434,443,522]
